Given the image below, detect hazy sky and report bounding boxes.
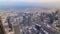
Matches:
[0,0,60,8]
[0,0,60,5]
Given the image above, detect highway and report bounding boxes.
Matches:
[39,23,58,34]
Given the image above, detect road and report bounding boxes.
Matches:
[39,23,58,34]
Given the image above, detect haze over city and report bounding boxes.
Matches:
[0,0,60,34]
[0,0,60,10]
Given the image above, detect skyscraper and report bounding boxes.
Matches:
[0,16,5,34]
